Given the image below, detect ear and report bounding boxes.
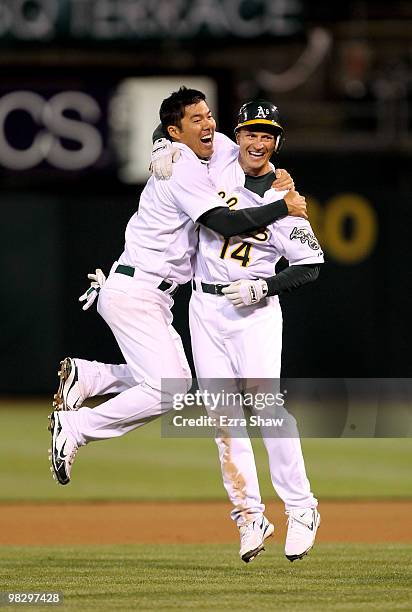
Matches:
[167,125,181,141]
[235,132,240,145]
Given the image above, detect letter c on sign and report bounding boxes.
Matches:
[0,91,53,169]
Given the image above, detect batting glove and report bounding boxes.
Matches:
[222,279,268,307]
[150,138,180,180]
[78,268,106,311]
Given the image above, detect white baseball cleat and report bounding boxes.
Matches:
[48,411,78,485]
[284,507,320,562]
[53,357,84,411]
[239,515,275,563]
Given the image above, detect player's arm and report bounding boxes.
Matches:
[197,189,307,238]
[265,264,320,295]
[161,153,306,237]
[222,265,320,307]
[197,202,287,238]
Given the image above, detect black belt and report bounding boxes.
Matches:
[115,265,179,296]
[192,279,229,296]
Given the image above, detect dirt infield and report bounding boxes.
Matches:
[0,501,411,545]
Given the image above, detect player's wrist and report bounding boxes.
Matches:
[259,279,268,297]
[272,199,288,217]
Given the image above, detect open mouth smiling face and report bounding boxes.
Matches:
[237,129,276,175]
[177,101,216,159]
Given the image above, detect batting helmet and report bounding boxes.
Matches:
[235,99,285,152]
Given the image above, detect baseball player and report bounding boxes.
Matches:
[161,100,323,562]
[48,88,307,499]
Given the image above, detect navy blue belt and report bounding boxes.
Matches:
[115,265,179,296]
[192,279,229,296]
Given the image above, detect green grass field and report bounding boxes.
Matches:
[1,401,412,611]
[1,544,411,610]
[0,401,411,501]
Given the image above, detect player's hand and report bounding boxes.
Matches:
[284,190,308,219]
[272,168,295,192]
[150,138,181,180]
[222,279,268,307]
[78,268,106,311]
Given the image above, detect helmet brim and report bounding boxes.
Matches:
[235,119,283,134]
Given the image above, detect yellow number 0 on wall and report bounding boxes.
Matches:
[308,193,378,264]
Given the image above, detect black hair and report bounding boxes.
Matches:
[160,86,206,131]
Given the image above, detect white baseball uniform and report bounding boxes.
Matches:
[58,142,231,446]
[189,184,324,525]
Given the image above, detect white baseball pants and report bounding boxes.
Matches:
[60,271,191,446]
[188,288,317,526]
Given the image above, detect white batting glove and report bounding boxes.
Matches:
[78,268,106,311]
[150,138,181,180]
[222,279,268,308]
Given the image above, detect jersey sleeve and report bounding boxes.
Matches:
[262,187,288,203]
[159,150,227,222]
[271,217,325,265]
[213,131,239,155]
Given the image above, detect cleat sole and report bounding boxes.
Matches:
[286,545,314,563]
[48,412,59,485]
[242,545,265,564]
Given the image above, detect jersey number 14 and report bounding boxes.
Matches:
[220,239,252,267]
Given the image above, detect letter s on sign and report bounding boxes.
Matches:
[43,91,103,170]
